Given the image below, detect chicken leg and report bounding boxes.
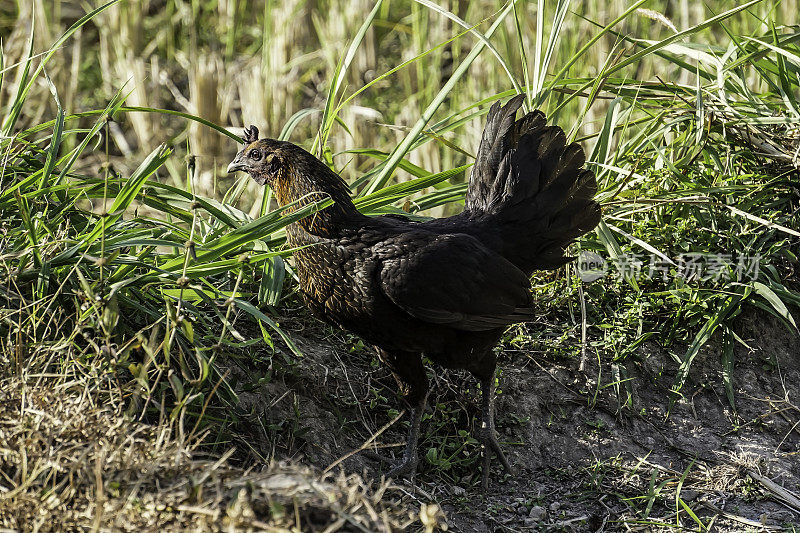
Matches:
[374,349,429,480]
[386,388,429,478]
[479,375,514,491]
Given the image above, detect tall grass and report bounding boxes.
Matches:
[2,2,795,197]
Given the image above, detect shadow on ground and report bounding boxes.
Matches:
[232,308,800,532]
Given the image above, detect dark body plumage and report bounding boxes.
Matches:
[228,96,602,489]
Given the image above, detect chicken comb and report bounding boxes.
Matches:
[243,125,259,144]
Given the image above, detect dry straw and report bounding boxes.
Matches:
[0,377,443,532]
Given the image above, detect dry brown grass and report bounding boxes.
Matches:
[0,375,443,532]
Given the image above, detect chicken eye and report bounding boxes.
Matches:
[249,149,262,161]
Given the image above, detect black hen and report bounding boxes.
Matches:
[227,95,601,489]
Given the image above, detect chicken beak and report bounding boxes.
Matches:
[227,153,247,175]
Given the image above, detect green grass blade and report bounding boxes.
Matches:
[279,108,320,141]
[544,0,649,104]
[751,281,799,333]
[83,144,173,245]
[413,0,522,94]
[40,72,65,192]
[259,256,286,306]
[354,164,470,212]
[363,0,520,195]
[315,0,384,155]
[2,0,121,136]
[534,0,572,106]
[157,196,334,271]
[671,289,749,405]
[55,87,128,186]
[233,298,303,358]
[0,37,4,94]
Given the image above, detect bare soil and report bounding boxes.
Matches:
[230,308,800,532]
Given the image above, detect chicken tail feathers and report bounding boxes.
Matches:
[465,95,601,273]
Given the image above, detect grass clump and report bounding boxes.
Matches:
[554,20,800,410]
